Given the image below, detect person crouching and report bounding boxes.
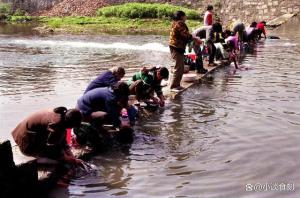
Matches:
[128,66,169,107]
[12,107,83,166]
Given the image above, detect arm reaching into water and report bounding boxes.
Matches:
[62,147,84,167]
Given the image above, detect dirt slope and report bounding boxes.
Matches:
[37,0,107,16]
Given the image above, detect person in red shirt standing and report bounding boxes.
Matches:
[257,21,267,39]
[204,5,213,26]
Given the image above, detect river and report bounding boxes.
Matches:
[0,22,300,198]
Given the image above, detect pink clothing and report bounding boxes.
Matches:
[204,11,213,26]
[225,36,239,50]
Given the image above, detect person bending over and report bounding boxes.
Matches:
[232,21,246,43]
[246,22,258,42]
[84,66,125,93]
[77,82,131,129]
[12,107,83,166]
[128,66,169,107]
[224,30,239,69]
[257,21,267,39]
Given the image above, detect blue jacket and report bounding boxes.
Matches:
[77,87,121,127]
[84,71,118,93]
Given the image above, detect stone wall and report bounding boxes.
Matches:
[220,0,300,24]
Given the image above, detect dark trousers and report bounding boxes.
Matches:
[194,49,204,72]
[129,80,153,101]
[170,48,185,88]
[208,42,216,64]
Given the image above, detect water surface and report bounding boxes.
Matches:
[0,24,300,198]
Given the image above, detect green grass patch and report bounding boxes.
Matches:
[3,3,203,34]
[6,15,202,35]
[0,3,12,15]
[35,16,201,34]
[97,3,201,20]
[10,15,33,22]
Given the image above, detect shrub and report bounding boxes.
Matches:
[0,3,12,15]
[97,3,201,20]
[13,8,26,16]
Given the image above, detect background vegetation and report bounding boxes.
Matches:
[4,3,203,34]
[97,3,201,20]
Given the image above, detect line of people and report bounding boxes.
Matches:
[11,66,170,167]
[11,7,269,169]
[168,6,268,91]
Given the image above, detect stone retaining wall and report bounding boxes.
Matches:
[220,0,300,24]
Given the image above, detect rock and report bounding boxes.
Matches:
[267,13,298,27]
[33,26,55,34]
[0,140,15,170]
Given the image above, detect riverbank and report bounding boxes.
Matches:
[8,16,201,34]
[2,3,202,34]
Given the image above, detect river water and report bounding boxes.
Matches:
[0,22,300,198]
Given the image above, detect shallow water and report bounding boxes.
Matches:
[1,23,300,198]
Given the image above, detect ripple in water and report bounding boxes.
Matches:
[1,29,300,197]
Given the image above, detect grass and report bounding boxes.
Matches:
[97,3,201,20]
[43,16,201,34]
[6,3,203,34]
[0,3,12,15]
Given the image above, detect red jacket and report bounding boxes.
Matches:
[204,11,213,26]
[257,23,266,35]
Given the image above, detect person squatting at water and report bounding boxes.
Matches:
[84,66,125,93]
[77,82,133,128]
[169,11,202,91]
[128,66,169,107]
[76,82,137,147]
[191,25,218,68]
[12,107,83,166]
[246,22,259,43]
[187,39,208,74]
[232,21,246,44]
[257,21,267,39]
[224,30,239,69]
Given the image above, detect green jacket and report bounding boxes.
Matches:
[128,70,163,97]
